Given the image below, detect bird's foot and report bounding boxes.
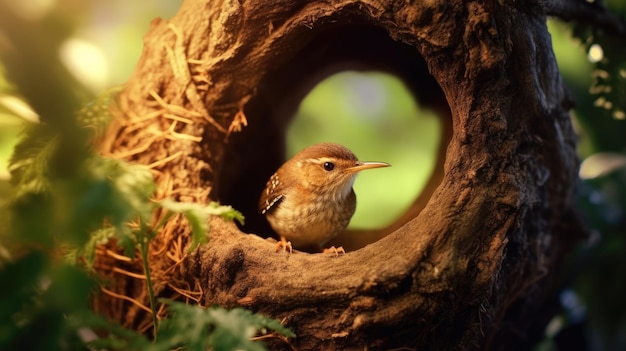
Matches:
[322,246,345,256]
[274,237,293,254]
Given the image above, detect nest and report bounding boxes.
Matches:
[90,1,583,349]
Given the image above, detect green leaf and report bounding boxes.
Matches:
[76,85,123,137]
[159,199,210,250]
[65,226,117,267]
[73,312,152,351]
[87,157,156,225]
[152,299,294,351]
[58,156,156,252]
[206,201,245,225]
[7,192,54,248]
[208,308,268,351]
[8,124,57,197]
[159,200,244,252]
[210,307,296,340]
[43,265,94,312]
[0,254,97,351]
[0,252,46,321]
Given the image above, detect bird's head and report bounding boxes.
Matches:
[282,143,390,199]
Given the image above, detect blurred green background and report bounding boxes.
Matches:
[1,1,626,350]
[288,72,441,229]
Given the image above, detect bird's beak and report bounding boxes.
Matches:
[345,161,391,174]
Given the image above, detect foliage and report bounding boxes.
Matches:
[85,300,295,351]
[0,4,290,349]
[0,88,290,350]
[569,162,626,350]
[0,101,288,350]
[154,301,295,351]
[545,3,626,348]
[0,252,95,351]
[566,2,626,154]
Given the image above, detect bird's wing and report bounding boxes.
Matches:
[259,192,284,214]
[258,173,285,214]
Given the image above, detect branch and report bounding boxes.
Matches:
[545,0,626,36]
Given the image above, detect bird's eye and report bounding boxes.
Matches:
[323,162,335,171]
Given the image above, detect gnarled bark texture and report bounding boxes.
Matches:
[94,0,584,349]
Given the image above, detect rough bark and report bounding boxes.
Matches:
[94,0,584,349]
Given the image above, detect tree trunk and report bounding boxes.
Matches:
[94,0,584,349]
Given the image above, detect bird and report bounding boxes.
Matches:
[258,142,390,253]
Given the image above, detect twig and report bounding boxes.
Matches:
[101,287,152,314]
[146,151,183,169]
[104,249,134,262]
[112,267,146,280]
[166,23,227,134]
[545,0,626,37]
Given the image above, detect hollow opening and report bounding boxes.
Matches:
[217,25,451,251]
[287,71,442,230]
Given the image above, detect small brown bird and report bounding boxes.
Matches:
[259,143,390,253]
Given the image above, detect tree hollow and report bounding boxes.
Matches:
[94,1,584,349]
